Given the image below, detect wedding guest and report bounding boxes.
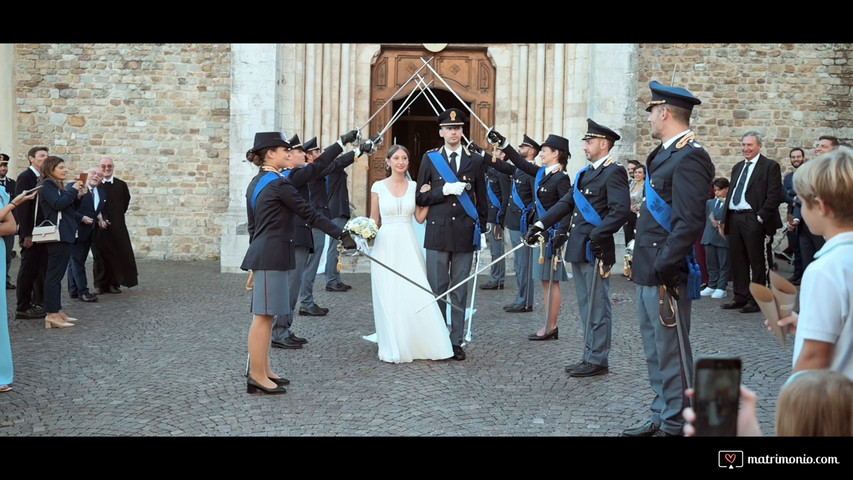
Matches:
[699,177,730,299]
[67,166,106,303]
[38,156,86,329]
[14,147,49,320]
[92,157,137,294]
[0,155,16,290]
[241,132,356,394]
[0,188,39,393]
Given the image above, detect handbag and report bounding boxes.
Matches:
[31,197,62,244]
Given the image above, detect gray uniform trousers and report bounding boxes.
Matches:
[323,216,348,286]
[425,249,472,346]
[486,228,505,284]
[571,261,612,367]
[636,283,693,436]
[508,229,534,308]
[298,228,327,309]
[272,245,310,343]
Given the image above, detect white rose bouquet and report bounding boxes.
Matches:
[336,216,379,271]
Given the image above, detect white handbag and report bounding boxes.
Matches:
[31,197,61,244]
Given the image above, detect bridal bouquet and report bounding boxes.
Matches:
[337,216,378,271]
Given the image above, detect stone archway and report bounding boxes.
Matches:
[366,46,496,213]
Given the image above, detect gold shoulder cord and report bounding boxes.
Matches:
[675,132,696,149]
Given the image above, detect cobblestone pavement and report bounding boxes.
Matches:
[1,256,796,437]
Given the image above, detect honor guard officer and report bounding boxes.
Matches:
[526,118,631,377]
[416,108,489,361]
[480,149,511,290]
[481,135,540,312]
[622,81,714,437]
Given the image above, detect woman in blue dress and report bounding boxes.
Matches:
[0,186,40,393]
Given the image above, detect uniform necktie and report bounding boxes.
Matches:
[449,152,458,172]
[732,161,751,206]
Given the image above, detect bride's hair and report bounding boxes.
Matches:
[385,144,411,177]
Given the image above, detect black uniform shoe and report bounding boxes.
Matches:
[298,304,328,316]
[622,421,660,437]
[564,361,586,374]
[271,337,303,349]
[480,281,504,290]
[452,345,466,361]
[504,304,533,313]
[325,282,348,292]
[739,302,760,313]
[79,293,98,303]
[288,333,308,344]
[568,362,609,377]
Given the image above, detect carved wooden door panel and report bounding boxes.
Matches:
[367,47,495,212]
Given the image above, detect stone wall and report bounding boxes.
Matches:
[12,43,232,260]
[637,43,853,178]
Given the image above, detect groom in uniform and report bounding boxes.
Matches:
[416,108,488,361]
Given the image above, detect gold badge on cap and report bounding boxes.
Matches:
[450,110,457,122]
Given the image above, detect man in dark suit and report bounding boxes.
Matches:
[0,154,17,289]
[782,148,805,284]
[622,81,714,437]
[527,119,631,377]
[67,166,107,302]
[721,132,783,313]
[14,146,49,319]
[416,108,488,361]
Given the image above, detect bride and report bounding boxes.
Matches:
[365,145,453,363]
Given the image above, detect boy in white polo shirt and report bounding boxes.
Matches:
[782,147,853,380]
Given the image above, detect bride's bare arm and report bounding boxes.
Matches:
[415,184,431,223]
[369,192,381,229]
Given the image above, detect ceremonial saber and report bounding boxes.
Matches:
[357,56,435,133]
[420,57,491,132]
[353,249,467,315]
[416,240,533,314]
[375,79,434,139]
[661,286,695,407]
[414,75,476,148]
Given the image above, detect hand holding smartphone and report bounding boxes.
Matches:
[23,185,44,195]
[693,356,742,436]
[76,172,88,184]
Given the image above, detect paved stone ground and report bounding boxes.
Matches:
[0,255,796,437]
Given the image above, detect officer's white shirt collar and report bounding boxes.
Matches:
[661,129,692,150]
[443,145,462,159]
[589,155,609,170]
[545,163,561,174]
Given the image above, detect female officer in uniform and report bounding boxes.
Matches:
[488,131,573,340]
[241,132,355,395]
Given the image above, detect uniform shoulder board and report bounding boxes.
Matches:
[426,147,439,153]
[603,157,616,168]
[689,140,704,149]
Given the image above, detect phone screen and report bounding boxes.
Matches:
[694,357,742,436]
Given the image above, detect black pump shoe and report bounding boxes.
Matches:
[528,328,558,341]
[247,377,286,395]
[269,377,290,386]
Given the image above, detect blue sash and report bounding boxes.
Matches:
[574,166,605,264]
[426,151,481,250]
[250,171,281,211]
[534,167,561,258]
[486,180,504,224]
[511,170,535,234]
[644,172,701,300]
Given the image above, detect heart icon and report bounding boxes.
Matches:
[725,453,736,464]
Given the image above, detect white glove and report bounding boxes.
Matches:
[442,182,467,196]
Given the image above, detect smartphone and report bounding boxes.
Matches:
[23,185,44,195]
[693,356,742,436]
[76,172,88,184]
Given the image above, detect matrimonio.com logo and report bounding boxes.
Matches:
[719,451,744,469]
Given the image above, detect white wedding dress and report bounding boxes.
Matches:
[365,180,453,363]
